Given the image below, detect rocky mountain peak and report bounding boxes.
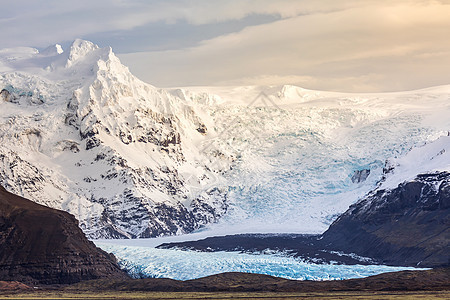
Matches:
[0,40,229,239]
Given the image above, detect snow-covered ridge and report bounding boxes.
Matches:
[380,135,450,190]
[0,40,229,238]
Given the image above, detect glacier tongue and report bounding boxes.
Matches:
[95,242,421,281]
[1,40,450,239]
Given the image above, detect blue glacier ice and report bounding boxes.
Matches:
[207,103,446,234]
[96,243,424,281]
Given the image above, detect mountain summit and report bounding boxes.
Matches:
[0,40,228,238]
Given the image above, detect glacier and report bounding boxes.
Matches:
[1,40,450,239]
[95,242,422,281]
[181,85,450,234]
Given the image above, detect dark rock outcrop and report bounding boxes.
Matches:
[0,89,14,102]
[0,186,128,285]
[321,172,450,267]
[351,169,370,183]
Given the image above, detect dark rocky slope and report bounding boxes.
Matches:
[321,172,449,268]
[159,172,450,268]
[0,186,128,284]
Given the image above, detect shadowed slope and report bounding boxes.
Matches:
[0,186,128,284]
[321,172,450,268]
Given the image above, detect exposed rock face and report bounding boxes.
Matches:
[0,89,13,102]
[351,169,370,183]
[321,172,450,268]
[0,186,128,285]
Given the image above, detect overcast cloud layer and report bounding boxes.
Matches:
[1,0,450,92]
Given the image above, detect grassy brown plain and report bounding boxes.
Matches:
[0,268,448,299]
[0,290,449,299]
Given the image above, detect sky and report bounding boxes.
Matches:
[1,0,450,92]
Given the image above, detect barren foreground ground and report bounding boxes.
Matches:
[0,290,449,299]
[0,268,448,299]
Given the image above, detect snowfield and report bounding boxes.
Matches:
[1,40,450,239]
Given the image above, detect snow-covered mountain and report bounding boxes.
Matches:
[0,40,229,238]
[1,40,450,239]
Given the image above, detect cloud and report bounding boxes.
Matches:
[2,1,450,91]
[0,0,347,48]
[118,1,450,92]
[0,0,393,48]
